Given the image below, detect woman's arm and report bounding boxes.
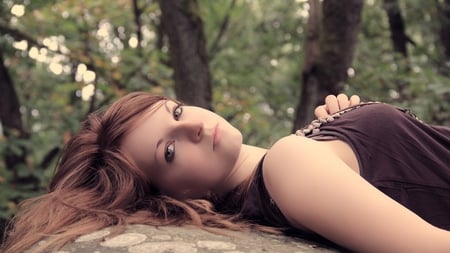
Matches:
[263,135,450,253]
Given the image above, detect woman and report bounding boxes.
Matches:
[2,92,449,253]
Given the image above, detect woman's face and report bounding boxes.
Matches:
[122,100,243,199]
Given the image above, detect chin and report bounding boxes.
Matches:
[232,126,244,143]
[232,131,244,152]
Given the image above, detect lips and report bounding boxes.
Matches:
[213,123,221,150]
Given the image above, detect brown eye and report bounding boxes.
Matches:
[173,105,183,120]
[165,141,175,163]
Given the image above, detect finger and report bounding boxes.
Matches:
[337,94,350,110]
[314,105,328,118]
[325,95,339,114]
[349,95,361,106]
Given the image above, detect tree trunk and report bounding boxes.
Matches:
[439,0,450,59]
[0,52,27,171]
[292,0,364,131]
[132,0,143,56]
[292,0,321,131]
[383,0,411,57]
[158,0,213,110]
[1,51,41,188]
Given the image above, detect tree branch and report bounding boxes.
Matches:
[0,22,39,47]
[132,0,143,55]
[208,0,237,59]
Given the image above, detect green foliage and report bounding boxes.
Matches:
[201,0,308,146]
[0,0,449,222]
[0,0,172,220]
[349,0,450,125]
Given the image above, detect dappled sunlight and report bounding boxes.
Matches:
[42,38,58,51]
[128,36,139,48]
[11,4,25,17]
[75,64,88,82]
[13,35,71,75]
[12,40,27,51]
[49,62,63,75]
[295,6,309,19]
[389,89,400,99]
[286,107,295,116]
[242,112,252,124]
[347,68,355,78]
[81,84,95,101]
[75,64,97,100]
[28,47,46,63]
[96,20,125,58]
[270,59,278,67]
[75,64,96,84]
[82,70,96,84]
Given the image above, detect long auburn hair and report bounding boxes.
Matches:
[1,92,264,253]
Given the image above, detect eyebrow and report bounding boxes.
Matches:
[163,100,171,114]
[153,101,172,166]
[154,139,163,168]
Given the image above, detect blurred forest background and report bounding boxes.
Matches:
[0,0,449,238]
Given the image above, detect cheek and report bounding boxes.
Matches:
[177,150,211,175]
[174,151,223,185]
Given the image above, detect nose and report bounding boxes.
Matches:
[175,121,203,143]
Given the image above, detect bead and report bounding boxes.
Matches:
[319,118,328,124]
[295,130,303,136]
[312,121,321,128]
[270,198,275,205]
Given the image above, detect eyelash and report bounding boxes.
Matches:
[173,104,183,120]
[164,104,182,163]
[164,140,175,163]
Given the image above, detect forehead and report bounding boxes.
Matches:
[128,100,168,132]
[121,100,173,171]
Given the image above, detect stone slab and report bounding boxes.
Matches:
[38,225,345,253]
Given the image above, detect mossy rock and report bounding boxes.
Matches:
[38,224,344,253]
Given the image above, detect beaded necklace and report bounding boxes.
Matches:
[295,102,382,137]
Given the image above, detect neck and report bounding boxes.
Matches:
[215,144,267,196]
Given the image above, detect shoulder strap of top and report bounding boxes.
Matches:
[240,155,291,228]
[241,156,348,249]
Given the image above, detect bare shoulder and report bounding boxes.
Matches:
[262,135,341,228]
[261,136,450,252]
[263,134,333,177]
[265,135,314,161]
[264,135,323,181]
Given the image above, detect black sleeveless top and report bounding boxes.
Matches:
[238,103,450,238]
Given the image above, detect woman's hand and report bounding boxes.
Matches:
[314,94,360,119]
